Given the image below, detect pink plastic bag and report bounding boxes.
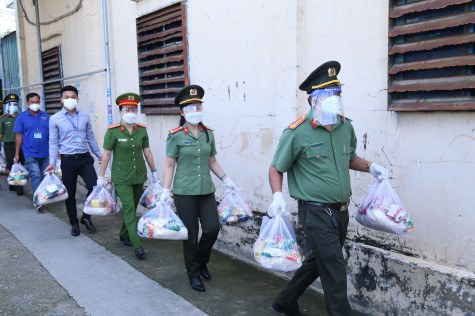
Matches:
[357,179,414,235]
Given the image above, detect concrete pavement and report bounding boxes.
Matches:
[0,177,366,316]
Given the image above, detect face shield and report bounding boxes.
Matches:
[310,86,344,125]
[6,102,19,115]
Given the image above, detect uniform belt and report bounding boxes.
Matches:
[61,152,90,159]
[298,200,349,212]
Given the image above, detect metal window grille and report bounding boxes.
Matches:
[136,2,189,115]
[41,46,63,114]
[388,0,475,111]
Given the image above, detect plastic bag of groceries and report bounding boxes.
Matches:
[96,167,114,192]
[83,186,119,216]
[137,202,188,240]
[218,188,254,227]
[7,163,29,186]
[54,159,62,178]
[139,180,163,209]
[253,213,302,272]
[33,173,68,205]
[357,179,415,235]
[0,153,6,173]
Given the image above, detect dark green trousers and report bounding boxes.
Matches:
[115,183,144,250]
[174,193,220,277]
[276,205,352,316]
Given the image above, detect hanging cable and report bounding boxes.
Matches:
[18,0,83,26]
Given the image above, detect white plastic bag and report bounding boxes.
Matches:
[357,179,415,235]
[253,213,302,272]
[218,189,254,227]
[137,203,188,240]
[0,153,6,173]
[83,186,120,216]
[7,163,29,186]
[139,180,163,209]
[54,159,62,178]
[33,173,69,205]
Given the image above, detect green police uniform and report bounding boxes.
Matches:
[272,61,353,316]
[103,92,149,250]
[0,114,25,171]
[168,85,220,279]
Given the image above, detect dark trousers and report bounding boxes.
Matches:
[4,142,25,192]
[174,193,220,277]
[276,205,352,316]
[61,153,97,225]
[115,183,144,250]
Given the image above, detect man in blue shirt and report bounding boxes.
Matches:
[45,85,103,237]
[13,92,50,209]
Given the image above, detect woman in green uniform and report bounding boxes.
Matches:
[98,92,158,258]
[161,85,236,292]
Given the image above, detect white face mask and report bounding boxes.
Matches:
[321,96,341,114]
[184,112,202,125]
[29,104,41,112]
[7,103,19,115]
[63,99,78,110]
[122,113,137,124]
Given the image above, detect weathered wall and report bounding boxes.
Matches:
[16,0,475,315]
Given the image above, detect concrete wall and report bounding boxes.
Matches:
[16,0,475,315]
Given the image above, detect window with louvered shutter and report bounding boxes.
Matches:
[388,0,475,111]
[42,46,63,114]
[136,2,189,115]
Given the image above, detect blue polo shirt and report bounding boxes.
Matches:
[13,109,50,158]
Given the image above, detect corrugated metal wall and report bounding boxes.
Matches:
[1,31,20,100]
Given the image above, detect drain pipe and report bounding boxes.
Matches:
[102,0,113,126]
[34,0,45,109]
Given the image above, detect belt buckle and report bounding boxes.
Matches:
[340,204,348,212]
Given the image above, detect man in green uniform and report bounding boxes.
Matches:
[99,92,158,258]
[0,94,25,194]
[268,61,388,316]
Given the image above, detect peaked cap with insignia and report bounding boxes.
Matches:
[3,93,20,104]
[174,85,204,108]
[299,61,341,94]
[115,92,141,106]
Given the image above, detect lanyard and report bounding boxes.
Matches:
[65,112,80,131]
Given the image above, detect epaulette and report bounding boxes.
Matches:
[108,124,120,129]
[168,126,184,134]
[205,126,213,131]
[289,116,307,130]
[137,123,147,128]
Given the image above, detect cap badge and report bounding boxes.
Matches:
[190,89,198,96]
[328,67,336,77]
[128,95,134,100]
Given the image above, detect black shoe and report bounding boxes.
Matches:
[16,187,24,195]
[9,185,15,191]
[189,276,205,292]
[135,247,145,258]
[272,299,308,316]
[200,264,211,280]
[120,236,132,247]
[80,217,97,232]
[71,224,80,237]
